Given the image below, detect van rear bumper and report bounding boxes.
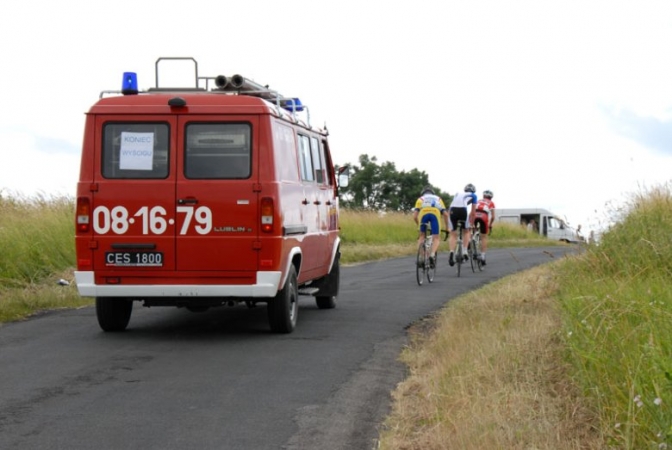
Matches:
[74,271,281,298]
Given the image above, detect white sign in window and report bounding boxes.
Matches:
[120,132,154,170]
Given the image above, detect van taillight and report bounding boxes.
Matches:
[76,197,91,233]
[261,197,274,233]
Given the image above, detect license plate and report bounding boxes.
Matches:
[105,252,163,267]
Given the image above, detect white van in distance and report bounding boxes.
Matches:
[496,208,581,243]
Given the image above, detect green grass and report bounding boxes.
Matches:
[0,194,75,287]
[0,193,87,322]
[555,185,672,449]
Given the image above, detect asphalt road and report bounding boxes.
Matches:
[0,246,574,450]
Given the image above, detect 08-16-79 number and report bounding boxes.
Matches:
[93,205,212,235]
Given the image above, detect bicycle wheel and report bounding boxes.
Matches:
[474,234,484,271]
[456,243,462,277]
[416,243,425,286]
[468,239,476,272]
[428,250,437,283]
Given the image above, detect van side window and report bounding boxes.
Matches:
[272,121,300,181]
[185,123,251,179]
[298,134,314,182]
[321,139,334,187]
[310,137,325,184]
[102,123,169,179]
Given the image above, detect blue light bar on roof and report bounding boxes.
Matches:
[121,72,139,95]
[282,98,304,112]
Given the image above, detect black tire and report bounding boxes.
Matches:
[316,257,339,309]
[475,236,484,271]
[416,244,425,286]
[268,265,298,333]
[456,246,462,278]
[428,251,437,283]
[469,240,476,273]
[96,297,133,332]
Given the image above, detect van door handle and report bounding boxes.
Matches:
[178,198,199,205]
[326,200,332,205]
[302,199,309,205]
[313,200,321,205]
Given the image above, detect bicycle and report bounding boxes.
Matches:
[468,223,484,272]
[416,227,438,285]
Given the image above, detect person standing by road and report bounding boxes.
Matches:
[448,183,477,266]
[474,190,496,266]
[413,186,449,268]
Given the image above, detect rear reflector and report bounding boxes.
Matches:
[76,197,91,232]
[261,197,274,233]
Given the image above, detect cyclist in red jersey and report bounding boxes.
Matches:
[473,190,496,266]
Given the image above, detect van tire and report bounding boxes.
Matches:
[96,297,133,332]
[268,266,298,333]
[316,257,339,309]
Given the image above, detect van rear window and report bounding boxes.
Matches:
[185,123,251,179]
[102,123,170,179]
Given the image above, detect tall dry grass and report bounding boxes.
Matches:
[378,264,602,449]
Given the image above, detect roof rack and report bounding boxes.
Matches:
[104,57,311,126]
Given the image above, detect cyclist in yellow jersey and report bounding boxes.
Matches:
[413,186,449,268]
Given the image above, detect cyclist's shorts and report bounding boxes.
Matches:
[420,213,440,235]
[449,207,468,230]
[474,217,489,234]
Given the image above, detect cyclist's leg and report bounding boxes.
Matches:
[481,219,489,251]
[474,218,484,258]
[418,222,427,249]
[480,219,489,264]
[417,223,428,268]
[426,215,440,258]
[448,209,461,266]
[463,217,472,259]
[448,209,459,252]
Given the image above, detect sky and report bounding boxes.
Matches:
[2,0,671,235]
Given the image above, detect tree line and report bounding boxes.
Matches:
[337,154,452,211]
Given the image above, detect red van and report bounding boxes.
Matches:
[74,57,345,333]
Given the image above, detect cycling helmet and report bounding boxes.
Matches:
[464,183,476,193]
[483,190,493,199]
[421,186,435,195]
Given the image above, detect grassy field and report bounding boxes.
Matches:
[2,191,670,449]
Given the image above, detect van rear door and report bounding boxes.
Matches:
[175,117,259,272]
[91,117,177,272]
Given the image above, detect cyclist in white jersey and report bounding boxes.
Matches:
[448,183,477,266]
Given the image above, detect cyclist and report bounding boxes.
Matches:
[474,189,496,266]
[413,186,449,268]
[448,183,477,266]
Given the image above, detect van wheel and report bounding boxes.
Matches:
[96,297,133,332]
[267,266,298,333]
[316,256,339,309]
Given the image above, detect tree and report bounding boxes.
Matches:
[339,154,451,210]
